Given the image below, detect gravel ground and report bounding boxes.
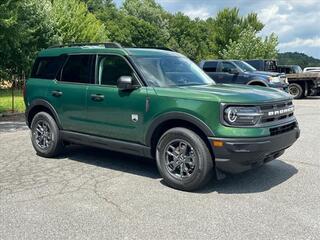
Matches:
[0,98,319,240]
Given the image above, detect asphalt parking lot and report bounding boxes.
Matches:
[0,98,319,240]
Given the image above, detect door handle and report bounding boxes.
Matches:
[91,94,105,102]
[52,90,63,97]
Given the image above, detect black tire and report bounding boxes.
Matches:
[30,112,64,158]
[289,83,304,99]
[156,127,213,191]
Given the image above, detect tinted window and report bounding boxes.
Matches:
[31,56,66,79]
[221,62,237,73]
[266,61,277,71]
[279,67,291,74]
[203,61,218,72]
[99,55,134,86]
[61,55,93,83]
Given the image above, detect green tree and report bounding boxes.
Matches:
[221,28,278,60]
[81,0,118,22]
[122,0,169,27]
[106,14,165,47]
[208,8,264,58]
[0,0,54,78]
[167,13,213,62]
[121,0,170,43]
[51,0,108,44]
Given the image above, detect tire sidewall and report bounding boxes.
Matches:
[289,83,303,99]
[156,128,212,190]
[30,112,61,157]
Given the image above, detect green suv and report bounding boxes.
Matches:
[24,43,300,191]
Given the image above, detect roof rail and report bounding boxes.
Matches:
[49,42,122,49]
[127,46,175,52]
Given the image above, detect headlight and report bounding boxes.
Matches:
[224,106,263,126]
[268,76,281,83]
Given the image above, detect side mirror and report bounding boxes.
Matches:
[230,69,239,74]
[117,76,137,91]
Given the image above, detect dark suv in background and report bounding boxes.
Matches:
[199,60,288,91]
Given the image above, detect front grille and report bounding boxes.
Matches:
[270,122,297,136]
[260,101,294,124]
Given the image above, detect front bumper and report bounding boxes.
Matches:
[209,126,300,174]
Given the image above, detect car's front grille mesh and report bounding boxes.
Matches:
[270,122,297,136]
[260,101,294,124]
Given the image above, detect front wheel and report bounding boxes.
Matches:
[156,128,214,191]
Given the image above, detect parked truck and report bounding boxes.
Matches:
[246,60,320,99]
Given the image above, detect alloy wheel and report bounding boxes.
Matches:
[164,139,197,179]
[33,120,52,150]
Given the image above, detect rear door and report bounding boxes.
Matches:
[86,54,147,143]
[46,54,95,133]
[202,61,218,81]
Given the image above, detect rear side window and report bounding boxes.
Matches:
[61,55,94,84]
[203,61,217,72]
[31,56,66,79]
[266,61,277,71]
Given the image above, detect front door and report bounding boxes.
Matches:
[215,62,238,84]
[86,54,147,144]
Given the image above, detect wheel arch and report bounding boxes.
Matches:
[247,80,268,87]
[26,99,62,129]
[145,112,215,159]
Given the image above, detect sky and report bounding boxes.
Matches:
[114,0,320,59]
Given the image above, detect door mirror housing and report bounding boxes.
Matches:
[117,76,138,91]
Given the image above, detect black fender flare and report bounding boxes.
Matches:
[25,99,62,129]
[145,112,215,146]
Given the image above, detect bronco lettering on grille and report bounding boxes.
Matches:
[267,106,295,116]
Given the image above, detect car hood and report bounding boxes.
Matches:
[177,84,291,103]
[247,71,282,78]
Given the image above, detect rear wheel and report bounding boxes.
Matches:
[30,112,64,157]
[289,83,304,99]
[156,127,213,191]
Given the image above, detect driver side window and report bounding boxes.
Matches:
[221,62,237,73]
[98,55,135,86]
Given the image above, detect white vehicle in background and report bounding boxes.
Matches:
[303,67,320,73]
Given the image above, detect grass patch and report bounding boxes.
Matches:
[0,89,25,113]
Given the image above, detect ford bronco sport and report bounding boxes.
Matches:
[25,43,300,191]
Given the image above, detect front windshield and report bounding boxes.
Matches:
[233,60,256,72]
[132,56,215,87]
[293,65,302,73]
